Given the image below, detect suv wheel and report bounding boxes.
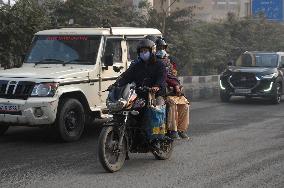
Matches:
[0,124,9,135]
[220,91,231,102]
[57,98,85,142]
[271,82,281,104]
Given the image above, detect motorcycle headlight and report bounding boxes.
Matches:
[262,73,277,79]
[31,83,58,97]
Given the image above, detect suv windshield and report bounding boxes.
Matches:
[26,35,101,65]
[236,53,278,67]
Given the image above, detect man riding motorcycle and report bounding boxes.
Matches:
[116,39,168,140]
[115,38,166,96]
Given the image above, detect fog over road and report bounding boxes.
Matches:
[0,97,283,188]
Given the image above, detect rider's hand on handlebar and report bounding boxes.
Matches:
[175,85,182,96]
[151,86,160,93]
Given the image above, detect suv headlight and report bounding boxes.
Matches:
[262,73,277,79]
[219,80,226,90]
[31,83,59,97]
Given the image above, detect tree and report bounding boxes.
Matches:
[3,0,284,76]
[146,5,194,75]
[45,0,148,27]
[0,0,149,68]
[0,0,49,68]
[186,13,284,75]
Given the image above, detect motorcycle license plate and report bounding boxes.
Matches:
[234,89,251,94]
[0,104,19,112]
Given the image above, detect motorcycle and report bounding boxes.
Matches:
[97,84,174,172]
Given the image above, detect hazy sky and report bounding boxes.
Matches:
[2,0,16,5]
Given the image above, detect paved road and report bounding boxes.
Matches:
[0,97,283,188]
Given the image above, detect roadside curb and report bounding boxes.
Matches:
[179,75,220,101]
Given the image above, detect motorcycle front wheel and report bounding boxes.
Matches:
[98,126,127,173]
[152,140,174,160]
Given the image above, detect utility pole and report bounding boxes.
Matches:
[162,0,178,34]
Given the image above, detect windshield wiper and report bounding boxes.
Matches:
[31,58,91,66]
[34,58,65,65]
[62,59,91,66]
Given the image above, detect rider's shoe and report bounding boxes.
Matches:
[163,135,174,142]
[168,131,180,140]
[178,131,189,140]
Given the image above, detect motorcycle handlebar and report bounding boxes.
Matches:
[135,86,151,92]
[106,85,153,93]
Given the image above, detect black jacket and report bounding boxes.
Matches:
[118,59,166,96]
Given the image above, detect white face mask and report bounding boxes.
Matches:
[140,51,151,61]
[156,50,167,59]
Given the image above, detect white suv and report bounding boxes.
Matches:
[0,27,162,141]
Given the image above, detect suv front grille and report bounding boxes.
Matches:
[0,80,35,99]
[229,73,257,89]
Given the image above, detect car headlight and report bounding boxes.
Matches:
[262,73,277,79]
[31,83,58,97]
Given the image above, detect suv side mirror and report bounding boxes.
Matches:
[104,54,114,66]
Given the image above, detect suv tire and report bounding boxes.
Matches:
[220,91,231,102]
[0,124,9,135]
[271,82,281,104]
[57,98,85,142]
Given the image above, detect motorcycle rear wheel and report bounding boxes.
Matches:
[98,126,127,173]
[152,140,174,160]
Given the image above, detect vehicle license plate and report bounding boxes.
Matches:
[0,104,19,112]
[235,89,251,94]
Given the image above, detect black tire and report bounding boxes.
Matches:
[0,124,9,135]
[220,91,231,102]
[98,126,127,173]
[152,140,173,160]
[271,82,281,104]
[56,98,85,142]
